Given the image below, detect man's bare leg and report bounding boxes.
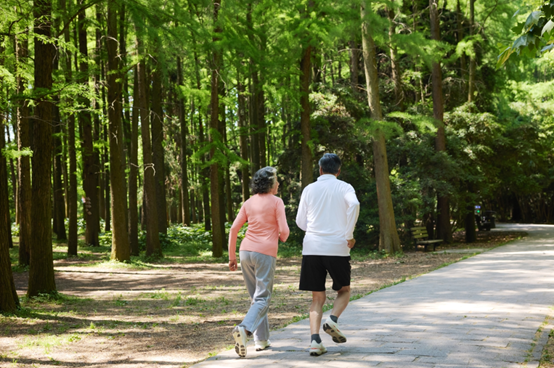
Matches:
[310,291,326,334]
[331,285,351,318]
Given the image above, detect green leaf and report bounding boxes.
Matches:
[524,11,543,31]
[541,43,554,53]
[511,22,525,34]
[496,47,514,68]
[542,20,554,36]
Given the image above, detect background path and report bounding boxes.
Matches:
[192,224,554,368]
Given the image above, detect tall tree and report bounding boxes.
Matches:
[79,0,99,246]
[129,68,140,255]
[300,1,314,190]
[430,0,452,243]
[107,0,130,261]
[151,53,168,235]
[467,0,476,103]
[28,0,56,297]
[361,0,401,254]
[209,0,225,257]
[137,33,161,258]
[15,35,31,266]
[237,70,250,202]
[177,56,191,226]
[0,119,20,312]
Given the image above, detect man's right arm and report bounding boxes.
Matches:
[296,188,308,231]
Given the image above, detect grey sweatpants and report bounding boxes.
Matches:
[239,250,276,341]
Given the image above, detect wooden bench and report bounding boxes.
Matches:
[411,226,443,251]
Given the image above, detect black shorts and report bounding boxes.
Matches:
[299,255,351,292]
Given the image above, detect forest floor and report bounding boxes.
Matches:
[1,230,527,368]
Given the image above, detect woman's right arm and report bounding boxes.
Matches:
[228,205,247,262]
[276,199,290,243]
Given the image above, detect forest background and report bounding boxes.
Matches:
[1,0,554,312]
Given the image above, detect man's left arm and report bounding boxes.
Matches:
[344,186,360,242]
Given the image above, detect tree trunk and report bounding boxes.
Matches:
[177,56,190,226]
[456,0,467,87]
[79,1,99,246]
[300,43,313,190]
[128,67,140,256]
[361,0,401,254]
[0,122,20,312]
[16,35,31,265]
[28,0,57,296]
[388,2,403,110]
[137,34,161,258]
[349,40,359,94]
[467,0,476,103]
[237,72,250,202]
[209,0,225,257]
[52,80,67,240]
[107,0,130,261]
[151,62,167,235]
[430,0,452,243]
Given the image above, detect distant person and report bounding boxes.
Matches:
[296,153,360,356]
[228,166,290,358]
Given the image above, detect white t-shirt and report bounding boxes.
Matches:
[296,174,360,256]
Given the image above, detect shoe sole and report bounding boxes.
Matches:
[233,330,247,357]
[256,346,270,351]
[309,349,327,356]
[323,323,347,343]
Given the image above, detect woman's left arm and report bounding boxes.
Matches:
[229,205,247,270]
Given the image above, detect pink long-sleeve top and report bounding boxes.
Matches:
[228,194,289,261]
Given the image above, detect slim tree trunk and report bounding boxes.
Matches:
[349,40,359,94]
[79,1,99,246]
[28,0,57,296]
[430,0,452,243]
[151,61,167,234]
[456,0,467,87]
[388,2,403,110]
[107,0,130,261]
[467,0,476,103]
[137,34,161,258]
[52,71,67,240]
[209,0,224,257]
[177,57,190,226]
[237,72,250,202]
[361,0,401,254]
[16,36,31,265]
[0,121,20,312]
[300,43,313,190]
[129,68,139,255]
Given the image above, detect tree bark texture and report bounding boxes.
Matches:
[107,0,130,261]
[151,62,167,235]
[129,67,140,256]
[177,57,190,226]
[430,0,452,243]
[137,37,161,258]
[79,2,99,246]
[209,0,225,258]
[16,36,31,265]
[388,2,404,110]
[28,0,57,297]
[361,1,402,254]
[237,75,250,202]
[300,44,313,190]
[0,125,20,312]
[467,0,476,103]
[53,98,67,240]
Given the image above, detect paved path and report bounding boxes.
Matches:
[193,224,554,368]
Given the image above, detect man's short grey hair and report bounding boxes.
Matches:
[319,153,341,174]
[251,166,278,194]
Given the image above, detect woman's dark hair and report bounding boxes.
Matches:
[319,153,341,174]
[251,166,277,194]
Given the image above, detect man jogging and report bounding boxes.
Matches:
[296,153,360,356]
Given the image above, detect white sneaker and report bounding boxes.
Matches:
[309,340,327,356]
[323,317,347,343]
[255,339,271,351]
[232,325,248,358]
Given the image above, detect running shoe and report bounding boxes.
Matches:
[255,339,271,351]
[323,317,347,343]
[309,340,327,356]
[232,325,248,358]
